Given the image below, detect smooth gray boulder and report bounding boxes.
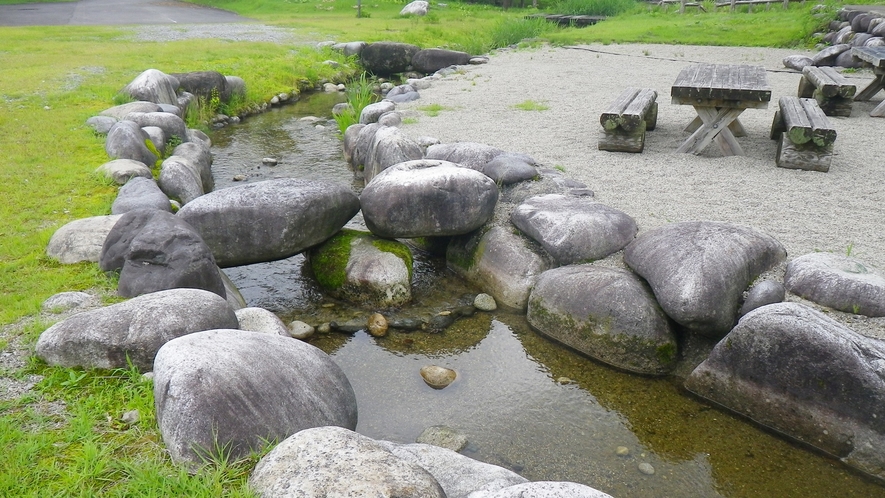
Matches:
[511,194,638,265]
[412,48,472,74]
[426,142,505,170]
[481,154,538,185]
[738,279,785,317]
[343,123,366,167]
[360,41,421,76]
[122,69,179,106]
[35,288,237,371]
[783,54,814,71]
[527,265,678,375]
[170,70,228,101]
[350,123,381,172]
[624,221,786,337]
[235,307,290,336]
[399,0,429,17]
[249,427,443,498]
[86,115,118,134]
[385,83,420,103]
[812,43,851,65]
[46,215,123,264]
[377,110,403,127]
[99,209,225,299]
[42,291,99,313]
[225,76,247,102]
[361,159,498,238]
[364,126,424,183]
[105,120,158,167]
[177,178,361,267]
[376,441,529,498]
[158,155,205,205]
[171,141,213,192]
[155,331,358,466]
[359,101,397,125]
[468,482,615,498]
[99,101,162,119]
[333,41,367,57]
[685,302,885,481]
[784,252,885,317]
[96,159,153,185]
[142,126,166,153]
[308,229,412,308]
[448,226,552,310]
[111,177,171,214]
[124,111,188,145]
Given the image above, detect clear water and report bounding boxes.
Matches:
[211,94,885,498]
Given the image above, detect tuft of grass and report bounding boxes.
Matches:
[549,0,639,17]
[417,103,447,117]
[512,99,549,111]
[333,71,377,134]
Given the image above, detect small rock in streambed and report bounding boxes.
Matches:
[389,317,425,331]
[288,320,315,340]
[261,157,279,166]
[638,462,655,475]
[474,293,497,311]
[615,446,630,457]
[367,313,388,337]
[420,365,456,389]
[416,425,468,452]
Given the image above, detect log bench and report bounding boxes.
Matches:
[798,66,856,117]
[598,87,658,153]
[770,96,837,172]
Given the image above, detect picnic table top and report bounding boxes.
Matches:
[852,46,885,68]
[671,63,772,108]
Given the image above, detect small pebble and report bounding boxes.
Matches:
[121,409,140,426]
[638,462,655,475]
[420,365,457,389]
[474,293,497,311]
[317,322,332,334]
[556,377,574,385]
[262,157,279,166]
[367,313,388,337]
[233,174,246,181]
[615,446,630,456]
[288,320,315,340]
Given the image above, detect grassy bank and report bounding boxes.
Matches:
[0,1,840,494]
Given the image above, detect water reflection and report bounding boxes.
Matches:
[212,94,885,498]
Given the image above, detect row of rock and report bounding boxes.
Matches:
[785,6,885,70]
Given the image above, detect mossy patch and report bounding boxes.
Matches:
[310,229,360,291]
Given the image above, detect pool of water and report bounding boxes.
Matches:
[211,93,885,498]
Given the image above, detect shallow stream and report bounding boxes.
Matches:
[212,94,885,498]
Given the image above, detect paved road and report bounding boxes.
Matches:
[0,0,250,26]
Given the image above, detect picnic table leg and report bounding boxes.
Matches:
[855,72,885,101]
[871,100,885,117]
[676,107,745,155]
[685,110,747,137]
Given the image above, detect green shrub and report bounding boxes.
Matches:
[487,16,555,50]
[333,72,377,134]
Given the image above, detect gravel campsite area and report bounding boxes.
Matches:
[395,43,885,339]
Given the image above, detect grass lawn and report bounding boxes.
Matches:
[0,0,853,494]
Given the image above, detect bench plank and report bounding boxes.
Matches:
[600,87,641,131]
[802,66,856,98]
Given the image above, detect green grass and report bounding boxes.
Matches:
[416,103,448,117]
[512,99,550,111]
[0,0,843,494]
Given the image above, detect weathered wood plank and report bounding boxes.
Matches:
[777,96,813,145]
[776,134,833,173]
[622,88,658,132]
[671,64,771,107]
[676,106,744,155]
[800,98,837,147]
[598,122,647,153]
[802,66,856,98]
[852,46,885,69]
[600,87,641,130]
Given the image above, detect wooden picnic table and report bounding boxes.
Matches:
[851,46,885,117]
[671,63,772,155]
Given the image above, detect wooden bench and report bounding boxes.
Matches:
[770,96,837,172]
[598,87,658,153]
[798,66,856,117]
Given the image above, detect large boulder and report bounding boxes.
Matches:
[412,48,472,74]
[448,226,552,310]
[177,178,360,267]
[111,177,171,214]
[154,329,357,465]
[99,209,225,299]
[171,141,214,192]
[95,158,153,185]
[122,69,179,106]
[155,331,358,466]
[350,123,382,171]
[685,302,885,480]
[375,441,529,498]
[360,42,421,76]
[481,153,538,185]
[46,215,123,264]
[359,101,397,125]
[399,0,429,17]
[385,83,420,103]
[100,101,163,119]
[784,252,885,317]
[425,142,505,170]
[158,155,205,205]
[624,221,786,337]
[511,194,638,265]
[249,427,444,498]
[469,482,615,498]
[364,126,425,183]
[105,120,158,167]
[527,265,678,375]
[34,288,237,371]
[361,159,498,238]
[343,123,366,167]
[123,111,188,145]
[308,229,413,308]
[170,70,229,101]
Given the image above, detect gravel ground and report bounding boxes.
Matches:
[395,43,885,339]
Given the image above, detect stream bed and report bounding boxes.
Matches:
[211,93,885,498]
